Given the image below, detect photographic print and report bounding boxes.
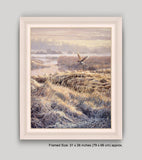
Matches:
[31,28,111,129]
[20,17,122,139]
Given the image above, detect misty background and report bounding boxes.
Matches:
[31,28,111,69]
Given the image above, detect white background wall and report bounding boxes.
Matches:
[0,0,142,159]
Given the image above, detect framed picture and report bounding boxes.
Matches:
[20,17,122,140]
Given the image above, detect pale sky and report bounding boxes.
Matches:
[31,28,111,53]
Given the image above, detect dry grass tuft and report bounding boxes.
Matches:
[31,69,111,128]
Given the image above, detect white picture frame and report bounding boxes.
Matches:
[20,17,122,140]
